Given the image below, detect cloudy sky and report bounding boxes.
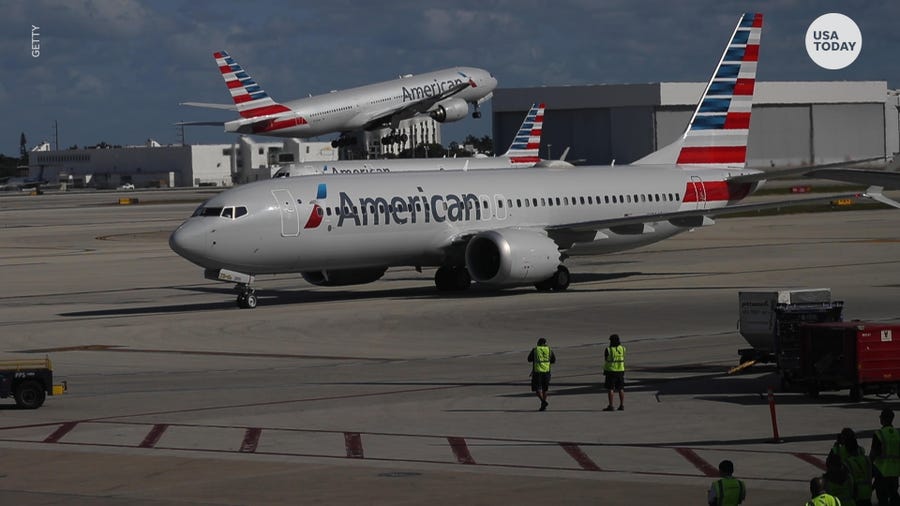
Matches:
[2,0,898,157]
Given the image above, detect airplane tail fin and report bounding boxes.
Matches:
[502,103,544,167]
[214,51,292,119]
[633,13,762,168]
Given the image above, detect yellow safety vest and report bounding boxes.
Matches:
[824,474,855,506]
[713,477,745,506]
[845,452,872,501]
[604,345,625,373]
[875,426,900,477]
[805,493,841,506]
[533,346,551,373]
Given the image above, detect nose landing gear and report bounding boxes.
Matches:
[236,284,258,309]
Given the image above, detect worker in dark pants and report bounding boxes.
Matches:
[602,333,626,411]
[871,408,900,506]
[527,337,555,411]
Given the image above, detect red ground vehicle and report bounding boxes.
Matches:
[799,322,900,401]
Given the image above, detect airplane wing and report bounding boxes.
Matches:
[728,156,892,184]
[546,188,900,235]
[180,102,238,111]
[176,120,226,126]
[360,81,472,130]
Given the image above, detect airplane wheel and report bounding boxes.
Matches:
[551,266,570,291]
[435,266,453,291]
[534,278,553,292]
[245,292,258,309]
[453,267,471,291]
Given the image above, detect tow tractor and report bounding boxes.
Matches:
[0,358,67,409]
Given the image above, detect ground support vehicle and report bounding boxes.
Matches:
[0,358,67,409]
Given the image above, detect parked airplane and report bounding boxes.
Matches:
[272,103,545,177]
[182,52,497,147]
[0,176,48,191]
[170,13,899,308]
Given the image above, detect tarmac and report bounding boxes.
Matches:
[1,188,899,505]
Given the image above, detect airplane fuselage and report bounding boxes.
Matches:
[170,165,760,275]
[227,66,496,137]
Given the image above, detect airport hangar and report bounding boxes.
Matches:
[492,81,900,169]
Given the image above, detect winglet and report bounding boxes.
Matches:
[502,103,545,167]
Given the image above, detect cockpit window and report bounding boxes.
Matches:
[192,205,248,219]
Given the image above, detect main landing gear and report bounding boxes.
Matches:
[534,266,570,292]
[331,135,357,148]
[381,131,408,145]
[434,266,471,291]
[236,284,258,309]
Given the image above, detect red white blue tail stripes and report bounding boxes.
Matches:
[214,51,294,120]
[676,13,762,167]
[503,103,544,167]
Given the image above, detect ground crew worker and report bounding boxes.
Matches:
[807,476,842,506]
[823,452,856,506]
[527,337,555,411]
[830,428,872,506]
[707,459,746,506]
[871,408,900,506]
[603,333,625,411]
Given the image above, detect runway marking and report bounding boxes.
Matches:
[675,447,718,477]
[139,424,168,448]
[43,421,77,443]
[447,437,475,464]
[17,344,397,362]
[0,420,825,482]
[560,443,601,471]
[793,452,826,470]
[344,432,364,458]
[240,428,261,453]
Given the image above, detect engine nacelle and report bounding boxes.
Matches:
[429,98,469,123]
[301,267,387,286]
[465,229,560,285]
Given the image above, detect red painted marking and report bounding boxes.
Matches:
[43,422,78,443]
[240,428,261,453]
[752,14,763,28]
[213,52,223,59]
[743,44,759,62]
[232,94,253,104]
[794,453,827,470]
[218,65,232,74]
[675,447,718,477]
[530,128,542,135]
[560,442,601,471]
[732,78,755,97]
[724,112,751,129]
[254,116,308,132]
[510,156,541,164]
[239,104,292,118]
[677,146,747,165]
[304,205,323,229]
[344,432,364,458]
[226,79,243,89]
[538,103,545,108]
[447,437,476,465]
[139,424,168,448]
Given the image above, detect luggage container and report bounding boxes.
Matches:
[799,322,900,401]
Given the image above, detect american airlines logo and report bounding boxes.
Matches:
[401,78,465,102]
[337,190,482,227]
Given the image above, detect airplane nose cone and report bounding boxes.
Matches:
[169,221,208,266]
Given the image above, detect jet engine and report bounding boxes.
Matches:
[429,98,469,123]
[464,229,561,285]
[301,267,387,286]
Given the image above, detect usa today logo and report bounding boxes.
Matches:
[805,13,862,70]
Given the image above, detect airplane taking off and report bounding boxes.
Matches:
[182,51,497,147]
[272,103,545,177]
[170,13,900,308]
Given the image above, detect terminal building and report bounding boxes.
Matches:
[27,137,337,189]
[492,81,900,169]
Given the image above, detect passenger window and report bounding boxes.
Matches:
[548,198,553,207]
[326,207,332,216]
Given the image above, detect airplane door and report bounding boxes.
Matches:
[690,176,708,210]
[494,194,507,220]
[271,189,300,237]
